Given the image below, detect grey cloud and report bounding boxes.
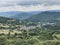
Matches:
[0,0,60,7]
[18,0,60,6]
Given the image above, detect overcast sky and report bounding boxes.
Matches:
[0,0,60,12]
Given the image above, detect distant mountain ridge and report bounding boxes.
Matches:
[0,10,60,22]
[0,11,41,20]
[0,11,21,17]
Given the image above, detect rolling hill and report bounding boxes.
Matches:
[0,11,60,23]
[0,11,40,20]
[25,11,60,22]
[11,11,40,20]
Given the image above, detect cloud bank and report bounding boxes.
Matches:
[0,0,60,12]
[0,5,60,12]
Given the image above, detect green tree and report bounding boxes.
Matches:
[0,37,6,45]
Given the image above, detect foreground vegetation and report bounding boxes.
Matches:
[1,29,60,45]
[0,17,60,45]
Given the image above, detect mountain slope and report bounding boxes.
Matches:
[11,11,41,20]
[25,11,60,22]
[0,11,60,23]
[0,11,40,20]
[11,13,34,20]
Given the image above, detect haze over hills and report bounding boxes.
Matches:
[0,10,60,23]
[0,11,22,17]
[0,11,41,20]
